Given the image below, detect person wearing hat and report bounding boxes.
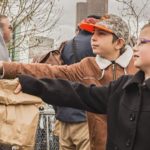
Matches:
[0,14,137,150]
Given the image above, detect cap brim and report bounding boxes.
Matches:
[79,23,95,33]
[79,23,114,34]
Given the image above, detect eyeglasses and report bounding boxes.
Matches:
[136,38,150,46]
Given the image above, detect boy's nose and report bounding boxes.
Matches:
[91,33,97,41]
[133,44,139,52]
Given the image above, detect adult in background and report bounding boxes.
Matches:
[0,15,12,61]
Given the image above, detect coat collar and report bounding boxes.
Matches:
[123,70,150,90]
[122,70,150,91]
[95,45,133,70]
[123,71,145,90]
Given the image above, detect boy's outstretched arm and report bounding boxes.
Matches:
[18,75,113,114]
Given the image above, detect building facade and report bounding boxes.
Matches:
[76,0,108,25]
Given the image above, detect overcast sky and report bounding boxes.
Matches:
[51,0,122,45]
[51,0,150,46]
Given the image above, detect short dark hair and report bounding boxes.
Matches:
[112,34,125,54]
[112,34,118,43]
[87,15,101,19]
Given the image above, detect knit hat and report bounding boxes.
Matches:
[79,14,129,44]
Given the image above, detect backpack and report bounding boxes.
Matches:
[32,41,66,65]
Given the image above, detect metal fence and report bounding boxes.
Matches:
[0,105,59,150]
[34,106,59,150]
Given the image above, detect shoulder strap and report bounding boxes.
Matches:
[72,37,79,63]
[58,41,67,53]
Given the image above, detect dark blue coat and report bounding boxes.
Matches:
[56,30,94,122]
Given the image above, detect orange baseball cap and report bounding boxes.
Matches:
[79,15,114,34]
[79,14,129,44]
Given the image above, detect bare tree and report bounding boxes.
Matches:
[115,0,150,38]
[0,0,62,61]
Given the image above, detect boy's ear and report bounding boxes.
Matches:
[115,38,125,50]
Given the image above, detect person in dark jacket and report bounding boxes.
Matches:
[17,22,150,150]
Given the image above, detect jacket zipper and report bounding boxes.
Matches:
[112,61,116,80]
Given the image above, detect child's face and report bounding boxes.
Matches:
[133,26,150,71]
[91,28,121,60]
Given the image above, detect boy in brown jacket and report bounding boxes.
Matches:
[0,14,137,150]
